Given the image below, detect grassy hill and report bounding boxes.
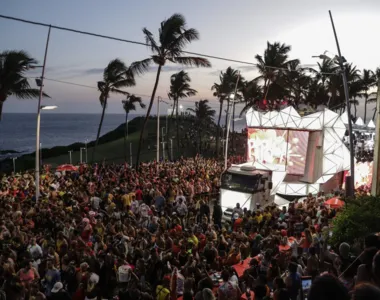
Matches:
[0,116,206,172]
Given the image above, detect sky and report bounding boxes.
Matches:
[1,0,380,120]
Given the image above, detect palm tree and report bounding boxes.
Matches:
[255,42,297,109]
[122,95,145,161]
[358,69,376,123]
[168,70,197,157]
[187,100,215,154]
[130,14,211,166]
[93,59,135,161]
[211,67,240,157]
[240,80,263,115]
[279,60,311,109]
[0,50,49,121]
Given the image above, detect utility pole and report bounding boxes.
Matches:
[68,150,73,164]
[130,142,133,167]
[156,96,161,166]
[329,10,355,197]
[371,79,380,196]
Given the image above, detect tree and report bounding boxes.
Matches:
[331,196,380,247]
[279,60,311,109]
[93,59,135,161]
[130,14,211,166]
[187,100,215,154]
[239,80,263,115]
[358,69,376,124]
[211,67,241,157]
[254,42,298,109]
[122,95,145,162]
[168,70,197,158]
[0,50,49,121]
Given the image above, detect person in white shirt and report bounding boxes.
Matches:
[176,198,188,217]
[90,196,102,210]
[28,238,43,260]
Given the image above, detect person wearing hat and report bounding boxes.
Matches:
[50,281,70,300]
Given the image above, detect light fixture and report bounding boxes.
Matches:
[40,105,57,110]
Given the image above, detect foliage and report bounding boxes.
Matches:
[131,13,211,166]
[0,50,50,120]
[93,59,136,161]
[331,196,380,246]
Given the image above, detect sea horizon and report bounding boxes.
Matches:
[0,113,246,158]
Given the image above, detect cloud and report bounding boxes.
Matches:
[236,65,257,72]
[83,68,104,75]
[152,65,196,73]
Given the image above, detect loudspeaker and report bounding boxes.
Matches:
[345,176,354,197]
[266,181,273,190]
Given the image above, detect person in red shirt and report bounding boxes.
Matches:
[135,186,143,201]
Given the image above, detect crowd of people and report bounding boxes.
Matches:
[0,156,380,300]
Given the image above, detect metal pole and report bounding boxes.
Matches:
[161,126,165,160]
[130,142,133,166]
[329,10,355,197]
[371,79,380,196]
[170,139,173,161]
[157,96,160,165]
[68,151,72,164]
[12,157,16,173]
[85,142,88,163]
[80,148,83,164]
[40,143,42,169]
[224,73,240,170]
[35,25,51,202]
[127,118,129,139]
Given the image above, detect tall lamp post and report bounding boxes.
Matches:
[329,10,355,197]
[35,25,52,202]
[12,157,17,173]
[35,105,57,199]
[371,78,380,196]
[224,73,240,170]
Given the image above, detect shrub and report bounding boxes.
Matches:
[331,195,380,246]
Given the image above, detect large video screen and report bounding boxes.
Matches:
[247,128,309,175]
[247,129,288,171]
[287,130,309,175]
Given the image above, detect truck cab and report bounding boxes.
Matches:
[219,165,273,216]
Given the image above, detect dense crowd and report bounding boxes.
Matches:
[0,156,380,300]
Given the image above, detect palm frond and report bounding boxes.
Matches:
[129,58,153,75]
[172,56,211,68]
[12,88,49,99]
[143,28,160,53]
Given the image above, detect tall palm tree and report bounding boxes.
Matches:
[187,100,215,154]
[211,67,240,156]
[93,59,135,161]
[278,60,311,109]
[255,42,297,109]
[130,14,211,166]
[358,69,376,124]
[168,70,197,157]
[240,80,263,115]
[122,95,145,161]
[0,50,49,121]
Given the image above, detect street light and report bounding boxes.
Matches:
[12,157,17,173]
[35,105,57,200]
[225,74,241,169]
[80,147,86,164]
[313,51,354,196]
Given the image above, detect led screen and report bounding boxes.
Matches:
[247,128,309,175]
[287,130,309,175]
[247,128,288,171]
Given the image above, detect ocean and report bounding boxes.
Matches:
[0,113,246,158]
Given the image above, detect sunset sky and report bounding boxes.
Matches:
[2,0,379,117]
